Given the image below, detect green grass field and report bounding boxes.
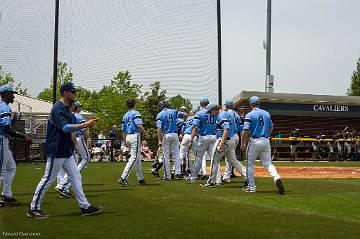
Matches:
[1,162,360,239]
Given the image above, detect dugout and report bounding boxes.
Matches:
[233,91,360,137]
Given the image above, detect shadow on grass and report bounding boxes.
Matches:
[53,210,124,218]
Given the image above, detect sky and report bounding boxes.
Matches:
[0,0,360,105]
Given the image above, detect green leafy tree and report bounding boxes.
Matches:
[347,57,360,96]
[92,71,142,136]
[137,81,167,152]
[0,65,28,96]
[38,61,73,102]
[169,94,193,111]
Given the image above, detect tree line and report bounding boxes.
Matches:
[0,62,193,150]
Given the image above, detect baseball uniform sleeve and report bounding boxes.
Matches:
[243,112,252,130]
[156,112,162,129]
[0,107,12,126]
[134,111,143,125]
[121,115,126,131]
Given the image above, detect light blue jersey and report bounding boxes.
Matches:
[74,113,86,137]
[193,109,216,136]
[225,109,238,136]
[182,116,195,135]
[156,109,179,134]
[243,108,273,138]
[0,101,12,136]
[235,114,244,133]
[215,111,231,139]
[122,109,143,134]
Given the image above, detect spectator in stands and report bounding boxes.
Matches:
[109,125,120,149]
[109,125,119,139]
[97,130,105,147]
[289,128,300,162]
[141,140,154,161]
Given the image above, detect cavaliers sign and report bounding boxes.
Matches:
[313,104,349,112]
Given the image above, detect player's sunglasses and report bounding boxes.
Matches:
[67,90,77,94]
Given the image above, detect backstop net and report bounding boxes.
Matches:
[0,0,219,105]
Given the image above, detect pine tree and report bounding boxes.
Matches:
[347,57,360,96]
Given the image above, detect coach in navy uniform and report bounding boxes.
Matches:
[27,82,102,219]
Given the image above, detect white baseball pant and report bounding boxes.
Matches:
[30,156,91,211]
[222,134,241,180]
[190,135,216,181]
[56,135,90,190]
[208,139,247,184]
[246,137,281,191]
[179,134,197,173]
[162,133,180,179]
[0,136,16,198]
[120,134,144,181]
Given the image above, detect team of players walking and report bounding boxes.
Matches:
[0,82,284,219]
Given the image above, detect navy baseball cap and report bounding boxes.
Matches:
[200,97,209,104]
[60,82,77,93]
[249,96,260,105]
[224,99,233,106]
[0,84,18,94]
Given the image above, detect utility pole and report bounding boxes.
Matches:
[265,0,274,93]
[217,0,222,104]
[52,0,60,104]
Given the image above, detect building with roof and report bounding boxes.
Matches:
[233,91,360,137]
[10,94,92,137]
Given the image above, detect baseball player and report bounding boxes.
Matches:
[55,101,91,197]
[198,97,210,178]
[179,110,197,176]
[289,128,300,162]
[201,105,248,187]
[27,82,102,219]
[156,101,182,180]
[241,96,284,194]
[221,99,246,183]
[118,98,149,187]
[188,104,217,183]
[0,84,32,208]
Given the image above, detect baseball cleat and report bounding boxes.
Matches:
[160,177,171,181]
[0,201,4,208]
[55,187,73,198]
[81,205,103,216]
[276,179,285,195]
[222,178,231,183]
[27,209,49,219]
[200,183,215,188]
[118,178,129,187]
[2,196,20,205]
[150,169,160,177]
[242,187,256,193]
[174,174,182,180]
[242,180,249,189]
[138,179,146,185]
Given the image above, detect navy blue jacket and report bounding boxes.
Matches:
[45,101,75,158]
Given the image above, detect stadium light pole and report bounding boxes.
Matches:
[217,0,222,105]
[265,0,274,93]
[52,0,60,105]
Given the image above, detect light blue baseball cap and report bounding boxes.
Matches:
[200,97,209,104]
[224,99,233,106]
[207,104,220,112]
[249,96,260,105]
[0,84,18,94]
[74,101,81,107]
